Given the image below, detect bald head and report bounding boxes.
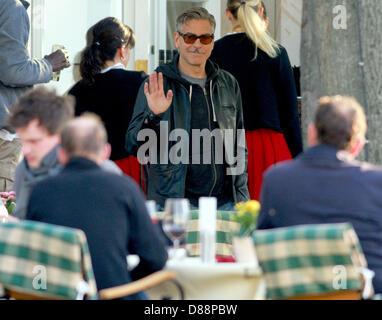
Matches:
[60,113,109,162]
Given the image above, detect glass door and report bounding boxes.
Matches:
[29,0,124,95]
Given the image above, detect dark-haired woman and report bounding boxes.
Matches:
[210,0,303,200]
[68,17,146,187]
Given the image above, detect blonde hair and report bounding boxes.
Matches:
[227,0,279,58]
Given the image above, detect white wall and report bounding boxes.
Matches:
[278,0,302,66]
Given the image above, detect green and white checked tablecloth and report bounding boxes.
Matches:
[0,220,98,300]
[252,223,367,300]
[186,210,239,257]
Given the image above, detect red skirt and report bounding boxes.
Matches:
[246,129,292,200]
[114,156,146,193]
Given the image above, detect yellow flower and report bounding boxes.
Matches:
[243,200,260,215]
[231,200,261,237]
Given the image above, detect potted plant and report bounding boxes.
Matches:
[0,191,16,216]
[230,200,260,264]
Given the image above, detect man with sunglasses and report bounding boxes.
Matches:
[126,7,249,210]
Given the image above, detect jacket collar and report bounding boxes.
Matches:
[63,157,100,172]
[298,144,357,167]
[20,0,30,10]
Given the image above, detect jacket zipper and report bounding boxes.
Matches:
[209,80,217,122]
[203,87,217,197]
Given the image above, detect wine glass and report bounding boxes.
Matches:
[162,198,190,259]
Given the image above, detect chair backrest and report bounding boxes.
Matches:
[252,223,368,300]
[0,220,98,300]
[186,210,239,258]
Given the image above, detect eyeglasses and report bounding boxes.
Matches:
[177,32,214,45]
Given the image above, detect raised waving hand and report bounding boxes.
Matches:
[144,72,173,115]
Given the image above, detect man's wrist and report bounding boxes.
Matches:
[146,108,164,123]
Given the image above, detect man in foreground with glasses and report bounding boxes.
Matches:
[126,7,249,210]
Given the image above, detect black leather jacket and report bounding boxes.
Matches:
[125,56,249,208]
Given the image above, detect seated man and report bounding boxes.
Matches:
[26,114,168,299]
[258,95,382,294]
[6,87,121,219]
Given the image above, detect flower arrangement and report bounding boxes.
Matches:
[231,200,260,237]
[0,191,16,215]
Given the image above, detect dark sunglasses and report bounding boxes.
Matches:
[177,32,214,45]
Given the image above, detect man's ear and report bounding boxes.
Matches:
[349,137,365,158]
[101,143,111,162]
[57,147,69,165]
[307,123,318,147]
[225,9,232,21]
[259,7,264,18]
[174,31,180,49]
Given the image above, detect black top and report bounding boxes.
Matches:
[26,157,168,295]
[68,69,147,161]
[210,33,303,157]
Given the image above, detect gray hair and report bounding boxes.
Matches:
[176,7,216,32]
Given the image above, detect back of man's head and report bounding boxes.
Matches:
[60,113,108,161]
[7,87,74,134]
[315,95,367,151]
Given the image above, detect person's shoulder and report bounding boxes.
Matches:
[275,44,290,61]
[99,169,142,194]
[67,81,84,96]
[355,159,382,175]
[263,158,298,180]
[216,68,239,86]
[106,69,147,83]
[1,0,18,11]
[29,173,62,195]
[15,159,26,175]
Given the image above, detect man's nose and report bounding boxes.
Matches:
[193,38,203,47]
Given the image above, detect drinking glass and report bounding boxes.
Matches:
[51,44,65,81]
[162,198,190,258]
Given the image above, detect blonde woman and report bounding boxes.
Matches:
[210,0,303,200]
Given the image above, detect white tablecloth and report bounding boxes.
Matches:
[145,257,265,300]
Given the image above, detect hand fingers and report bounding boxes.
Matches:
[166,89,173,102]
[144,82,150,97]
[149,71,158,94]
[158,72,164,95]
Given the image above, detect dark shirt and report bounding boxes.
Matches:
[26,157,168,295]
[68,69,146,161]
[184,81,231,208]
[210,33,303,157]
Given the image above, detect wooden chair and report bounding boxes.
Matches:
[0,220,177,300]
[252,223,372,300]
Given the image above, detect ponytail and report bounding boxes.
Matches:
[228,0,279,59]
[80,43,104,86]
[79,17,136,86]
